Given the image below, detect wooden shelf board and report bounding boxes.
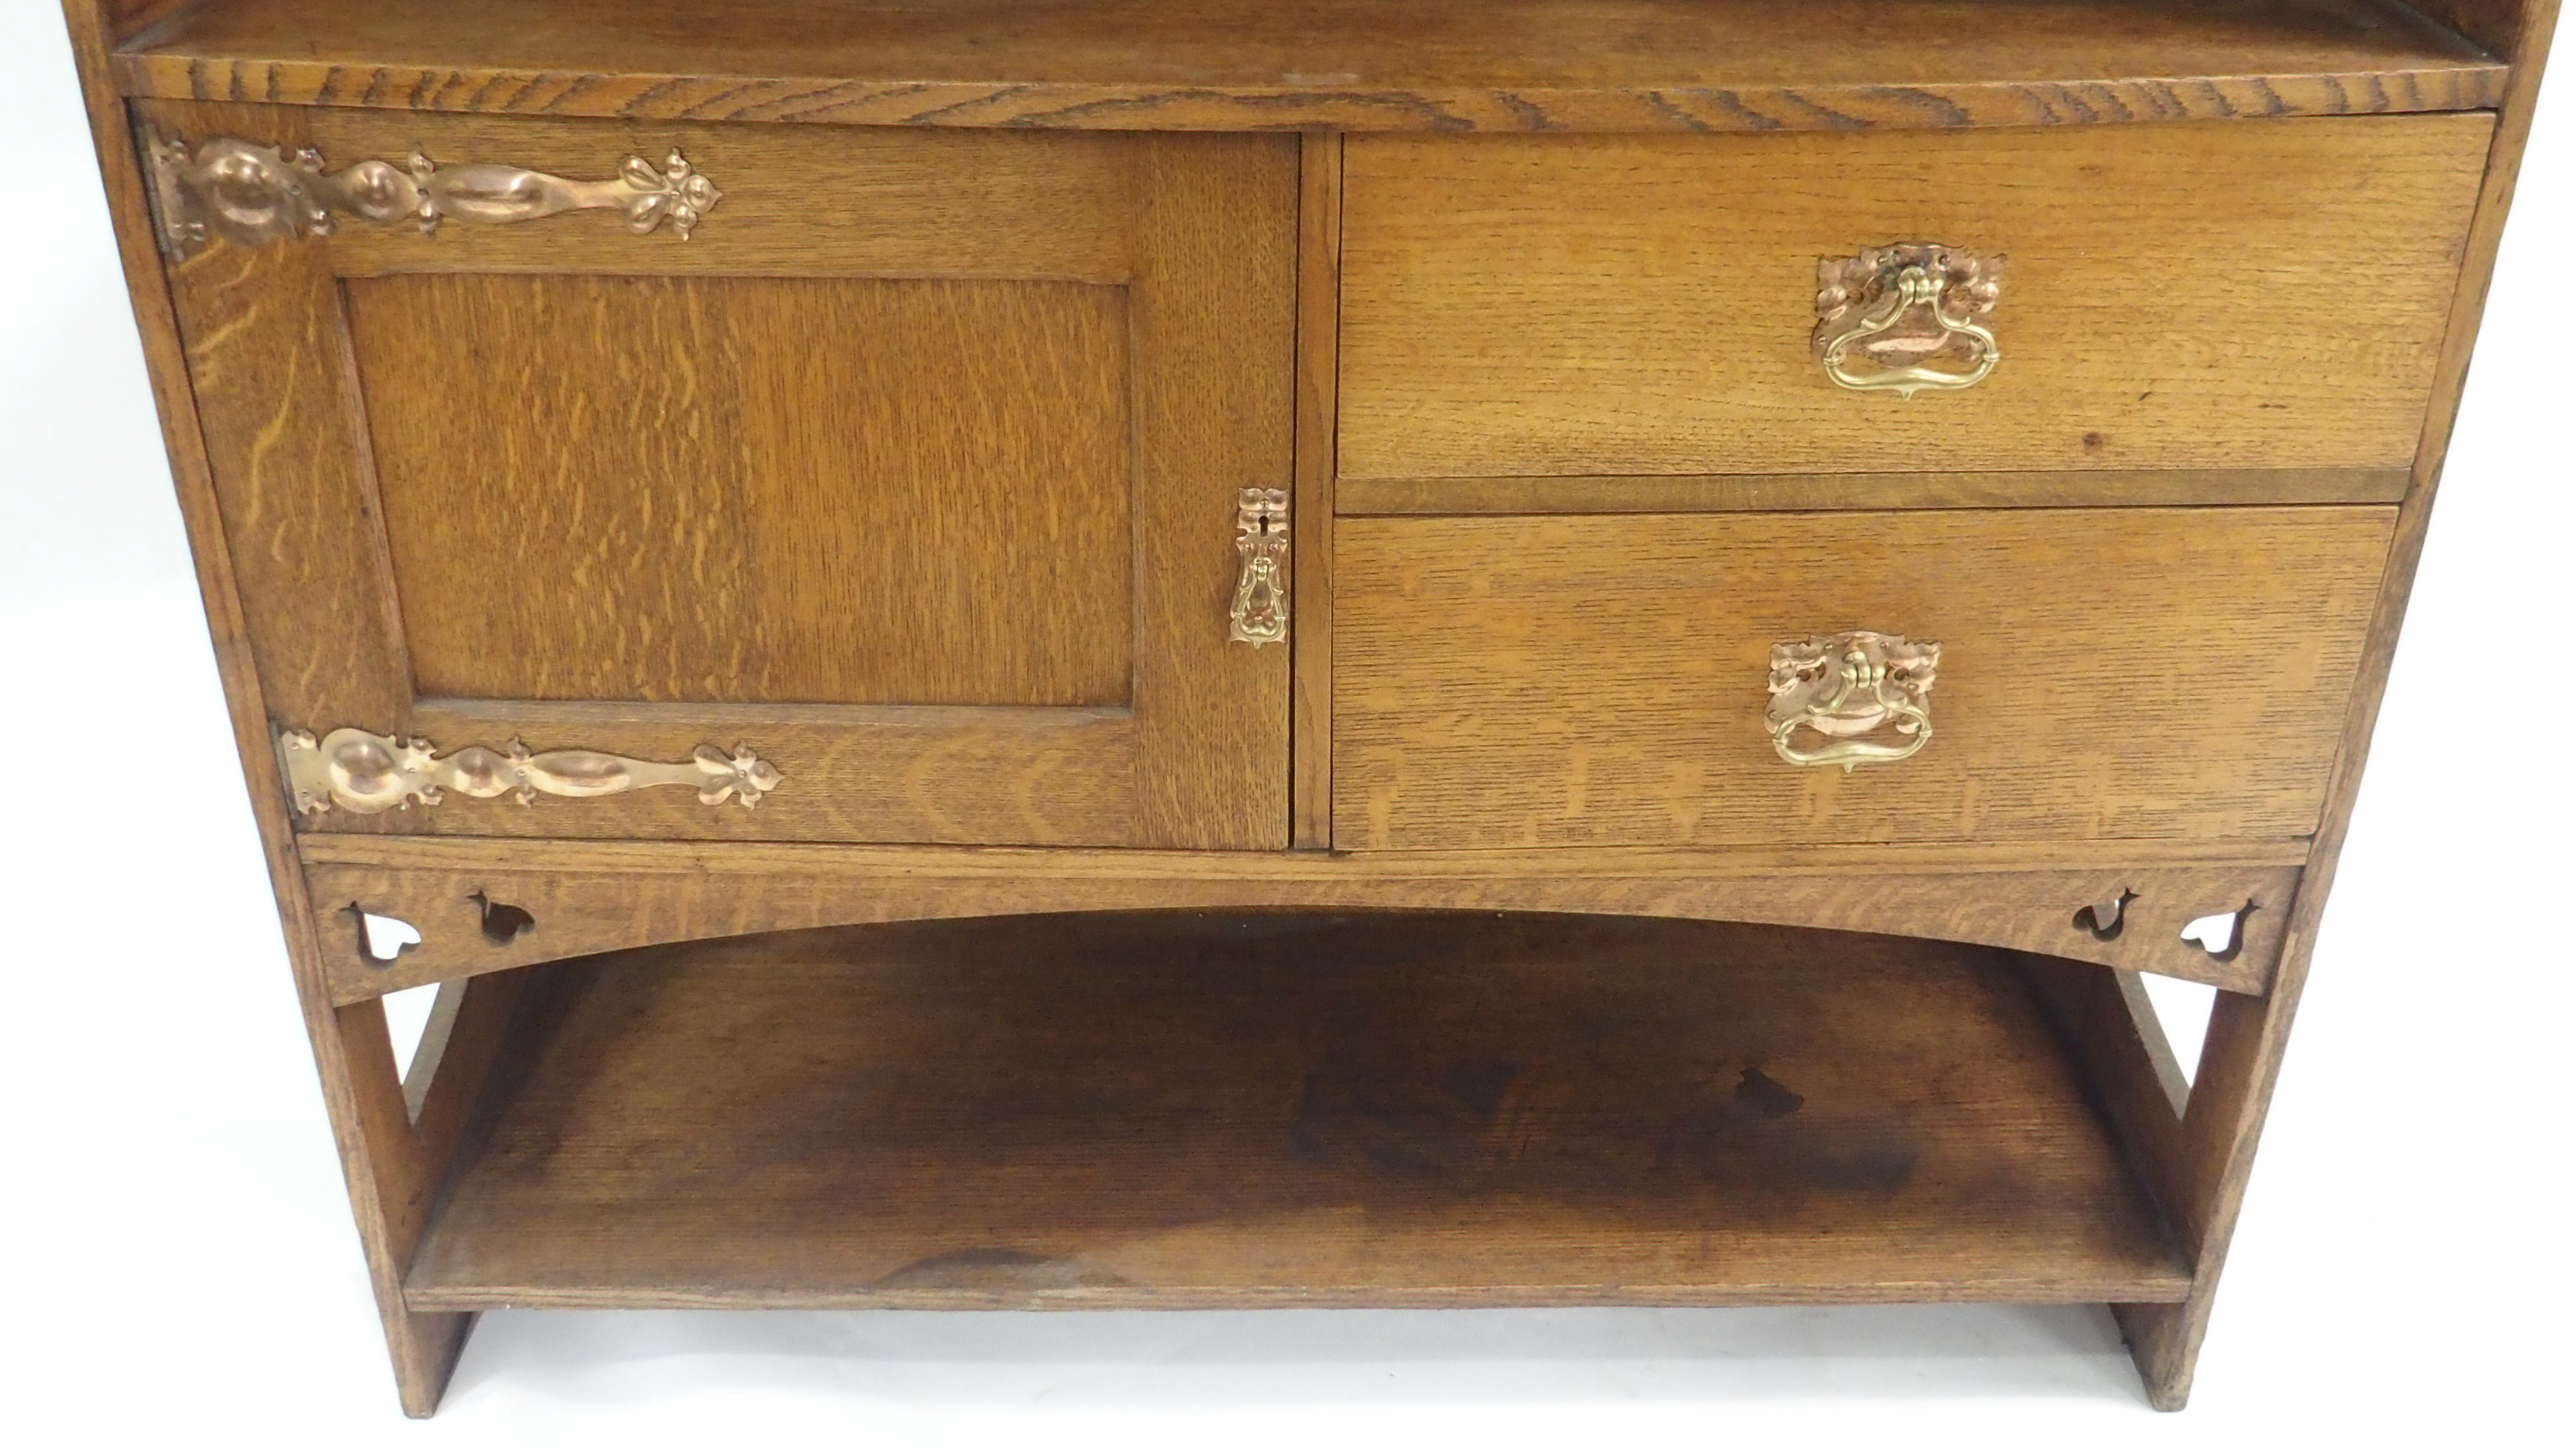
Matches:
[119,0,2506,133]
[405,912,2193,1310]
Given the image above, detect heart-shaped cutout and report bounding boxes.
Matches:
[350,907,422,963]
[2179,902,2257,963]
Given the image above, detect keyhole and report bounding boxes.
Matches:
[2074,889,2137,941]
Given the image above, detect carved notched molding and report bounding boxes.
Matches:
[279,726,780,815]
[142,128,723,258]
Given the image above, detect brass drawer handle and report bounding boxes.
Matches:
[1813,244,2003,397]
[142,129,723,258]
[1766,631,1941,771]
[1229,487,1289,647]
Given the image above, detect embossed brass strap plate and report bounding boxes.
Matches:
[1766,632,1941,770]
[1230,487,1290,646]
[278,727,780,815]
[141,129,723,258]
[1813,244,2002,396]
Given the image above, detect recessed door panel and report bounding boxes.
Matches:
[349,273,1135,707]
[149,102,1293,847]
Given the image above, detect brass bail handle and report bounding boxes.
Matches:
[1766,631,1941,771]
[1812,244,2003,398]
[1229,487,1289,646]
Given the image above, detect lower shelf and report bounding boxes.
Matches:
[406,912,2190,1310]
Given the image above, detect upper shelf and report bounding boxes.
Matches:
[117,0,2506,134]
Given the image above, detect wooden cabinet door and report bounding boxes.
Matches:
[144,104,1293,848]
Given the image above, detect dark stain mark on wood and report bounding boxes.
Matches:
[1735,1066,1806,1119]
[872,1246,1134,1291]
[409,912,2161,1301]
[1444,1061,1522,1116]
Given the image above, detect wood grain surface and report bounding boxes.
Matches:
[1292,133,1341,848]
[2108,0,2567,1412]
[115,0,2505,133]
[1338,468,2415,516]
[76,0,2570,1419]
[1341,117,2491,480]
[351,273,1135,707]
[2412,0,2540,51]
[66,46,481,1413]
[146,102,1296,849]
[304,111,1141,282]
[356,702,1150,845]
[405,912,2193,1309]
[1336,507,2395,848]
[145,100,416,741]
[302,842,2302,1004]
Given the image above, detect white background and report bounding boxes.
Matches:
[3,6,2567,1442]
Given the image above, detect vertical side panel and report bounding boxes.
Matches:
[55,20,471,1416]
[2112,0,2564,1412]
[135,100,411,741]
[1293,133,1342,850]
[1131,133,1298,849]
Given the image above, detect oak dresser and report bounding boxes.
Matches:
[62,0,2560,1415]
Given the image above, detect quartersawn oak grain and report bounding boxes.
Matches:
[59,21,506,1410]
[1340,117,2491,480]
[404,913,2194,1309]
[301,841,2301,1004]
[2104,0,2567,1412]
[304,110,1141,282]
[1337,468,2415,517]
[1291,133,1341,848]
[72,0,2568,1419]
[351,273,1135,708]
[115,0,2506,134]
[1335,507,2395,849]
[144,102,1297,849]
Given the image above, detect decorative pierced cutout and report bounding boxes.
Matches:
[2074,888,2138,942]
[348,906,421,963]
[470,890,536,945]
[2180,902,2259,963]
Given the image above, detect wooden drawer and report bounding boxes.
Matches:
[1339,117,2489,490]
[1334,507,2393,850]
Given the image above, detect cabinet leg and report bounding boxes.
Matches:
[308,977,526,1415]
[386,1311,476,1419]
[2023,893,2328,1412]
[2113,1301,2193,1411]
[2038,945,2318,1411]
